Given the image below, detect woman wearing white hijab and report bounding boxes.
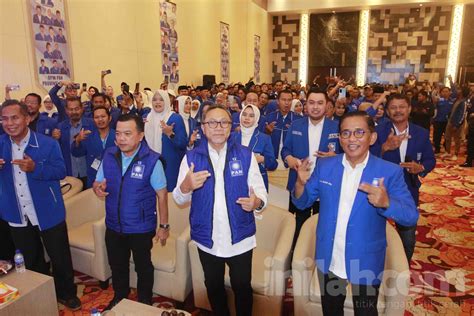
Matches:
[176,96,201,149]
[231,104,277,191]
[40,95,58,120]
[190,99,201,120]
[145,90,187,191]
[291,99,304,118]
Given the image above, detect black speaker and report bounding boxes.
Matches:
[203,75,216,87]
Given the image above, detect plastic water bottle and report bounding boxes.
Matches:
[90,308,101,316]
[14,249,25,273]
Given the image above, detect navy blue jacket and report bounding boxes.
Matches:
[49,84,68,122]
[71,129,116,188]
[231,129,277,191]
[0,131,67,231]
[370,121,436,204]
[102,142,161,233]
[281,117,341,191]
[186,137,255,248]
[265,110,298,158]
[32,115,58,137]
[58,117,96,176]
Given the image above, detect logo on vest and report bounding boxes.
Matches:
[229,159,243,177]
[131,162,145,179]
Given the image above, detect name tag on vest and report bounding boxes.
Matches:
[329,133,339,139]
[229,159,244,177]
[292,130,302,136]
[131,162,145,179]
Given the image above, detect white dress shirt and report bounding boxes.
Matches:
[329,153,370,279]
[173,143,268,258]
[394,124,409,162]
[308,117,324,173]
[9,130,40,228]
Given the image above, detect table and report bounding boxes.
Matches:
[111,299,190,316]
[0,270,58,316]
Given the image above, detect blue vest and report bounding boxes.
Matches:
[186,138,255,248]
[102,142,161,233]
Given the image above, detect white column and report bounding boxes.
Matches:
[445,4,464,86]
[298,13,309,85]
[356,10,370,87]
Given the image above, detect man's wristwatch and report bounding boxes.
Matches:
[159,223,170,230]
[254,199,265,213]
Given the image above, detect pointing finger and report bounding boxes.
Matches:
[188,162,195,173]
[358,182,375,194]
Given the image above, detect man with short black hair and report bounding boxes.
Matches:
[411,90,434,131]
[0,99,81,311]
[24,92,59,138]
[265,89,297,159]
[58,97,95,187]
[371,94,435,262]
[293,111,418,315]
[93,114,169,310]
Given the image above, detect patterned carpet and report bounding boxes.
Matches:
[58,155,474,316]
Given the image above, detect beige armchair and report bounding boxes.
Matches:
[129,193,192,302]
[64,188,110,288]
[61,176,83,201]
[292,215,410,316]
[189,204,295,316]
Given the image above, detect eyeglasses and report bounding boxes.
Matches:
[202,120,231,129]
[340,128,368,139]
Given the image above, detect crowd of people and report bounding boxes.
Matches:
[0,70,473,315]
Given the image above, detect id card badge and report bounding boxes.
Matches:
[131,162,145,179]
[91,158,101,171]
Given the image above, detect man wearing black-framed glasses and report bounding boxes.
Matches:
[173,105,268,316]
[292,111,417,316]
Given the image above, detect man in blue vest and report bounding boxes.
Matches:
[293,111,418,315]
[371,94,435,262]
[281,88,341,251]
[93,114,169,311]
[265,89,297,160]
[173,105,268,316]
[0,100,81,311]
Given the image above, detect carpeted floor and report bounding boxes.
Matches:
[59,154,474,316]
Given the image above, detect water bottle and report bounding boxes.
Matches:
[90,308,101,316]
[14,249,25,273]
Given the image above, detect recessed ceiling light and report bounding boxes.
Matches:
[419,3,423,6]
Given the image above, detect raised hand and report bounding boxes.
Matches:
[93,179,109,197]
[52,128,61,140]
[265,121,276,134]
[382,129,410,153]
[236,187,260,212]
[286,155,302,170]
[399,161,424,174]
[296,158,313,186]
[189,129,199,146]
[12,154,35,172]
[75,128,92,144]
[160,120,175,137]
[180,162,211,194]
[358,177,390,208]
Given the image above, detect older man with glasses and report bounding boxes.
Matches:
[173,105,268,316]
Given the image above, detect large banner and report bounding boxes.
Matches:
[30,0,73,90]
[254,35,261,83]
[220,22,230,84]
[160,0,179,85]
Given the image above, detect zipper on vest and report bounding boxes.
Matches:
[206,155,216,246]
[222,151,235,244]
[114,153,140,233]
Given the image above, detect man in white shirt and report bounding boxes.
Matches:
[293,111,418,315]
[173,105,268,316]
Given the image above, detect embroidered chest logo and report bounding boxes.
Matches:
[229,159,243,177]
[131,162,145,179]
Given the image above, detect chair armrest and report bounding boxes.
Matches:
[174,226,191,276]
[91,218,111,281]
[383,224,410,316]
[292,217,317,298]
[65,189,105,229]
[272,215,296,271]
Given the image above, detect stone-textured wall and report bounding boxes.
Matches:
[367,6,452,84]
[272,15,300,83]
